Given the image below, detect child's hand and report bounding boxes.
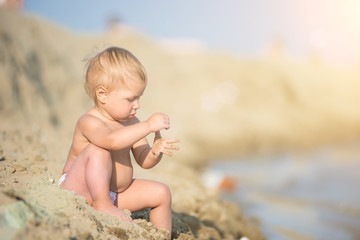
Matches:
[146,113,170,132]
[152,131,179,157]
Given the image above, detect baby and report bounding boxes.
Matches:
[58,46,179,237]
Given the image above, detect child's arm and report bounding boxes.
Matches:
[79,113,170,150]
[132,131,179,169]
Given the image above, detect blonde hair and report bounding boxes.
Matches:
[84,47,147,103]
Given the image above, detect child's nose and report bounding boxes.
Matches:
[133,100,140,109]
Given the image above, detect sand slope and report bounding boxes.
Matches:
[0,9,264,240]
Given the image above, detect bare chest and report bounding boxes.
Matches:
[110,147,134,192]
[111,147,132,166]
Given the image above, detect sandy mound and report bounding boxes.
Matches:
[0,9,263,240]
[0,127,262,239]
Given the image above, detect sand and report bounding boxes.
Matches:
[0,127,263,240]
[1,7,360,240]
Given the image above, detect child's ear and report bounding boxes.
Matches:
[96,86,107,104]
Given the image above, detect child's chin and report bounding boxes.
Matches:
[116,117,129,122]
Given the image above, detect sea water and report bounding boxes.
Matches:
[209,145,360,240]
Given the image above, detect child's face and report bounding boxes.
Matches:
[103,81,145,122]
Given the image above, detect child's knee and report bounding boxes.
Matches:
[86,144,112,167]
[156,183,172,205]
[87,144,111,159]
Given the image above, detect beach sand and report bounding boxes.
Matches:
[1,7,360,240]
[0,126,263,240]
[0,9,264,240]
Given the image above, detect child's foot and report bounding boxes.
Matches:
[94,203,133,222]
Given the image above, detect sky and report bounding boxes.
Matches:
[23,0,360,66]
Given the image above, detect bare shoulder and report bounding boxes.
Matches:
[77,109,106,130]
[65,111,102,168]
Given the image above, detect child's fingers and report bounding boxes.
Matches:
[165,138,180,143]
[162,150,173,157]
[165,144,179,150]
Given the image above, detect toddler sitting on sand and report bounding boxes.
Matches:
[58,46,179,238]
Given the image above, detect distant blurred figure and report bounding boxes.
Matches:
[105,15,143,39]
[106,15,123,34]
[202,170,237,192]
[263,36,287,61]
[0,0,23,10]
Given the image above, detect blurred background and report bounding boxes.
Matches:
[23,0,360,66]
[1,0,360,239]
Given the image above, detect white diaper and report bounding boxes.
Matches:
[58,173,117,205]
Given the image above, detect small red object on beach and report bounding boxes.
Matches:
[218,176,237,192]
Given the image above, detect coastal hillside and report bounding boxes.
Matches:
[2,10,360,167]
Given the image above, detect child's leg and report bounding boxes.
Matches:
[116,179,172,235]
[60,143,132,222]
